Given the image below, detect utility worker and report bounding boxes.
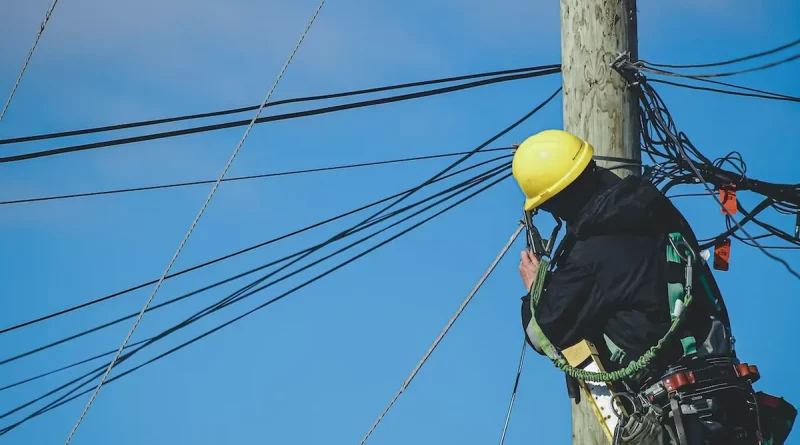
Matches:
[512,129,794,445]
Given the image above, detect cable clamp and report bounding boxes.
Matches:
[611,52,645,88]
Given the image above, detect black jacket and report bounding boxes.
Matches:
[521,166,730,370]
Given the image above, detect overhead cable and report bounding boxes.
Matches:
[643,37,800,69]
[0,169,513,435]
[3,90,560,432]
[0,65,559,145]
[3,89,561,431]
[0,147,514,205]
[0,0,61,123]
[0,69,561,164]
[0,154,511,336]
[62,2,327,442]
[357,224,523,445]
[0,165,509,424]
[0,161,511,367]
[635,52,800,79]
[649,78,800,103]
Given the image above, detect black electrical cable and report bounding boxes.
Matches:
[0,170,512,434]
[0,147,513,206]
[0,153,511,335]
[632,79,800,279]
[0,161,511,367]
[0,64,559,146]
[1,84,558,336]
[0,338,149,393]
[0,165,509,422]
[0,68,560,164]
[1,93,559,431]
[644,38,800,69]
[637,52,800,79]
[650,79,800,103]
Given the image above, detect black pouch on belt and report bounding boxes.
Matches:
[757,392,797,445]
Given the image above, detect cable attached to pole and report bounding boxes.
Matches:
[357,223,523,445]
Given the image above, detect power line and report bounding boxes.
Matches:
[0,65,559,145]
[0,339,149,393]
[636,52,800,79]
[643,37,800,69]
[0,68,560,164]
[0,165,508,424]
[0,161,511,367]
[62,2,327,442]
[3,89,560,432]
[0,0,61,123]
[2,89,559,435]
[0,147,514,205]
[0,169,513,435]
[0,154,510,336]
[649,78,800,103]
[357,224,523,445]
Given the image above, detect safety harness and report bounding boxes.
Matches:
[523,225,795,444]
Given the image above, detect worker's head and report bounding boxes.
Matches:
[512,129,595,221]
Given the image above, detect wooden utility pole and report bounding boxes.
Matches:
[560,0,640,443]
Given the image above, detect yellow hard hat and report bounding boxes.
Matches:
[512,129,594,211]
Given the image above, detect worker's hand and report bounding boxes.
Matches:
[519,250,540,291]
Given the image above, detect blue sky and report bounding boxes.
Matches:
[0,1,798,444]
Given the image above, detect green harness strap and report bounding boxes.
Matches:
[528,232,695,383]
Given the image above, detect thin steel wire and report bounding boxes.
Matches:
[0,0,60,123]
[357,224,523,445]
[62,2,327,443]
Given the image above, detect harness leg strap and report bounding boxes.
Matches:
[671,397,690,445]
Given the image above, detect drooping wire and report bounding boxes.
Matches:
[649,78,800,103]
[61,2,328,442]
[0,147,514,206]
[2,89,559,434]
[636,51,800,79]
[0,65,559,145]
[643,37,800,69]
[0,0,61,123]
[0,161,511,367]
[0,167,513,435]
[0,154,511,336]
[1,84,558,335]
[0,164,509,424]
[0,68,560,164]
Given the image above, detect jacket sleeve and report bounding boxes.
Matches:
[533,255,603,349]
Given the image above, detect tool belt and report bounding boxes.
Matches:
[616,357,796,445]
[642,357,760,408]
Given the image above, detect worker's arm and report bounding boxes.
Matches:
[519,244,602,350]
